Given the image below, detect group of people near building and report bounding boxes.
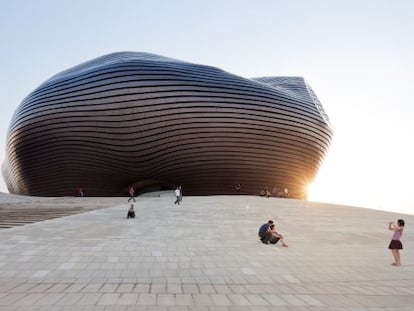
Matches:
[124,185,407,267]
[234,184,289,198]
[259,187,289,198]
[125,185,184,218]
[257,217,406,266]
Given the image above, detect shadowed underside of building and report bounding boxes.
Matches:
[2,52,333,198]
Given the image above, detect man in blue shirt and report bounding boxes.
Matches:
[258,220,274,244]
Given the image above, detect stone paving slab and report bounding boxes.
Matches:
[0,194,413,310]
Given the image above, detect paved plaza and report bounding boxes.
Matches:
[0,193,413,310]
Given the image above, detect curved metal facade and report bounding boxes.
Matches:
[2,52,333,198]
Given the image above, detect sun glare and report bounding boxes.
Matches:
[306,181,320,202]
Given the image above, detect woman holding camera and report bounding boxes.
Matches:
[388,219,405,266]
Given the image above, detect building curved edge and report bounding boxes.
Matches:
[2,52,333,198]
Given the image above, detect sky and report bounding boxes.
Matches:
[1,0,413,214]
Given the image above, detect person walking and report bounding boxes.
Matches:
[128,186,136,202]
[179,186,183,203]
[388,219,405,266]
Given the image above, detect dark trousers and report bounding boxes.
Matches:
[128,196,136,202]
[260,231,273,244]
[269,236,280,244]
[174,196,180,204]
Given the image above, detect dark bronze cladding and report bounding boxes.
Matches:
[2,52,333,198]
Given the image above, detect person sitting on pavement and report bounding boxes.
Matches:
[258,220,274,244]
[127,204,135,219]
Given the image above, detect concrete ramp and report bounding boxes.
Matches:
[0,195,413,309]
[0,194,127,229]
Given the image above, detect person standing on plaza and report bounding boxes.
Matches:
[179,186,183,203]
[174,187,181,205]
[128,186,136,202]
[388,219,405,266]
[235,183,241,194]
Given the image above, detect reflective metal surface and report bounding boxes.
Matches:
[2,52,333,198]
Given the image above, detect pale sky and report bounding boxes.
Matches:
[1,0,413,214]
